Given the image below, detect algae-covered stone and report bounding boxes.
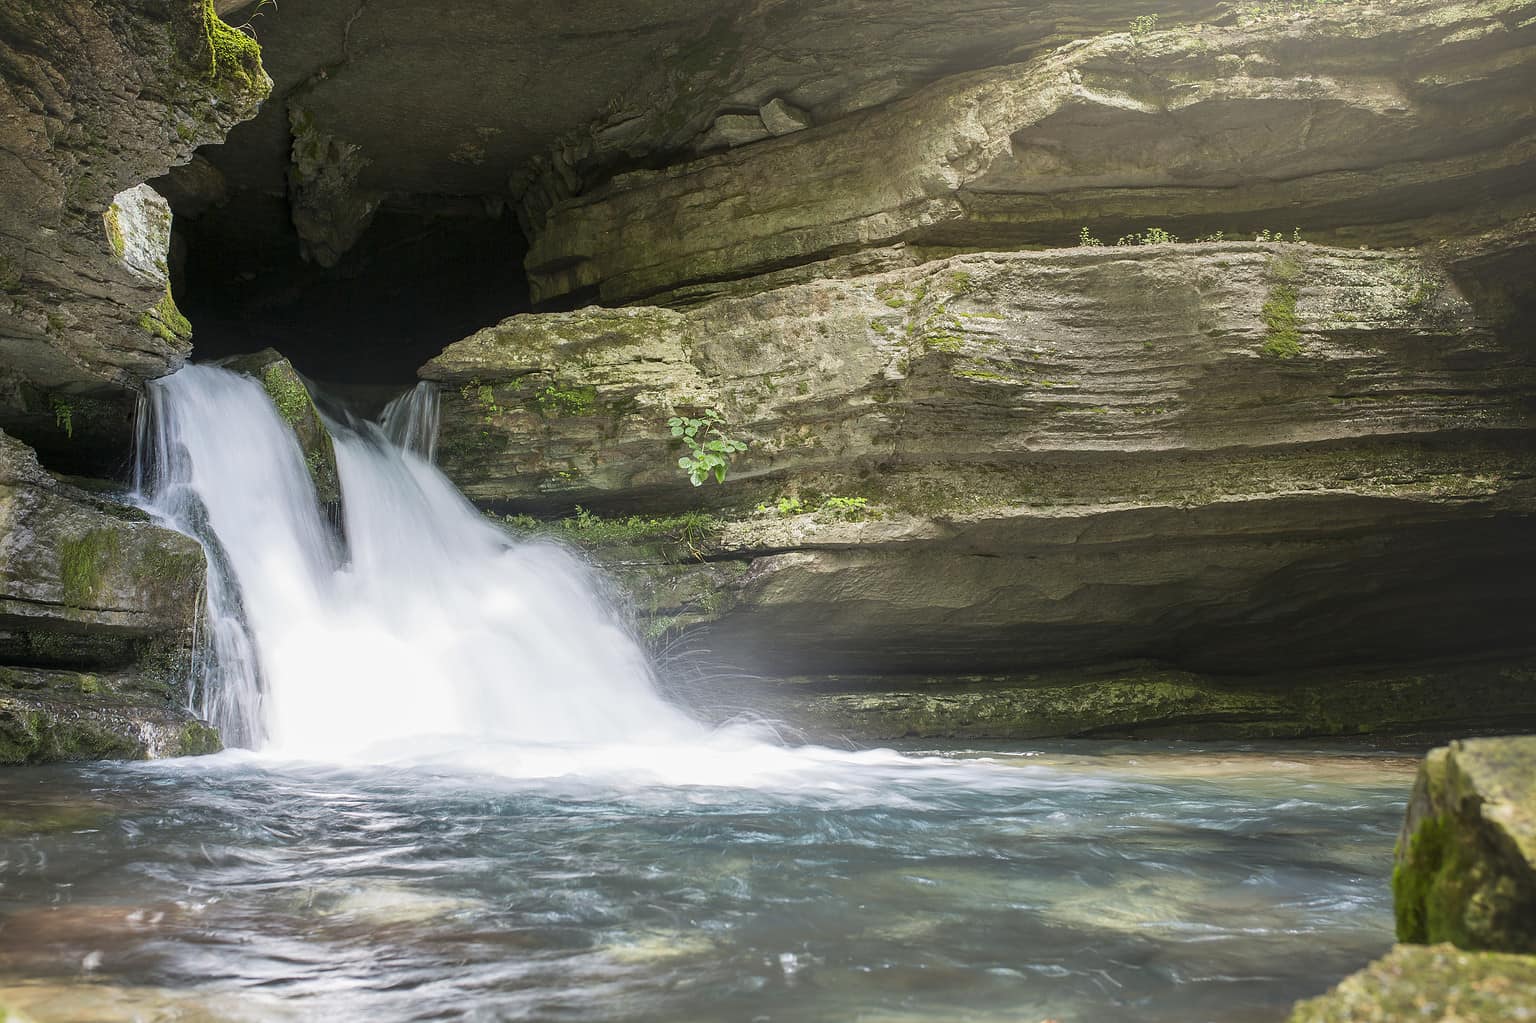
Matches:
[219,349,342,507]
[1393,736,1536,953]
[1288,943,1536,1023]
[0,667,220,765]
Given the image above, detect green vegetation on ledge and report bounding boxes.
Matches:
[200,0,268,98]
[500,507,719,559]
[139,288,192,345]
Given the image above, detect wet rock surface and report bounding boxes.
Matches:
[0,431,213,763]
[1287,943,1536,1023]
[1394,736,1536,952]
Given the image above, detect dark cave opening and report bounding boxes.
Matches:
[162,189,532,394]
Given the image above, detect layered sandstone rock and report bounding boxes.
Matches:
[422,243,1536,735]
[523,0,1536,306]
[0,431,214,762]
[0,0,269,467]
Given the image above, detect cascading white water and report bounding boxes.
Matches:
[136,364,702,761]
[379,381,440,462]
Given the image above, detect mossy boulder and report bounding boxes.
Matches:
[0,430,218,764]
[1393,736,1536,952]
[1288,943,1536,1023]
[219,349,342,507]
[0,667,221,765]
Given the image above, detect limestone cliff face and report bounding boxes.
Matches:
[524,0,1536,307]
[422,241,1536,736]
[390,0,1536,739]
[0,0,269,467]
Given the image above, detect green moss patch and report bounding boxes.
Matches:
[177,721,221,756]
[1261,255,1305,358]
[536,384,598,418]
[58,529,122,608]
[261,364,312,425]
[103,204,126,259]
[1394,812,1472,945]
[139,288,192,345]
[200,0,268,98]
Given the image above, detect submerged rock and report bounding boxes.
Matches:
[1394,736,1536,952]
[1288,943,1536,1023]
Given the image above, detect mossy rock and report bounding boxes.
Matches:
[0,671,221,765]
[1288,943,1536,1023]
[1394,737,1536,953]
[219,349,342,506]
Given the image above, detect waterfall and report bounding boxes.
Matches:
[134,364,701,760]
[378,381,440,463]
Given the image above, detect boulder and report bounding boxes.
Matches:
[218,350,341,507]
[1287,944,1536,1023]
[0,431,214,763]
[1394,736,1536,952]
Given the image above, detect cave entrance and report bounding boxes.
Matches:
[161,188,531,399]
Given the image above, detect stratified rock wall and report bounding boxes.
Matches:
[0,0,269,464]
[422,241,1536,735]
[0,430,214,762]
[524,0,1536,307]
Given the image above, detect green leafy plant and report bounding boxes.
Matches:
[1078,226,1103,246]
[820,496,871,521]
[756,495,806,516]
[1129,13,1159,40]
[668,409,748,487]
[1254,227,1305,243]
[1117,226,1178,246]
[50,397,73,439]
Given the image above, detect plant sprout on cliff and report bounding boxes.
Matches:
[669,409,748,486]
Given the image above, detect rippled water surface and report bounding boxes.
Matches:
[0,742,1415,1022]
